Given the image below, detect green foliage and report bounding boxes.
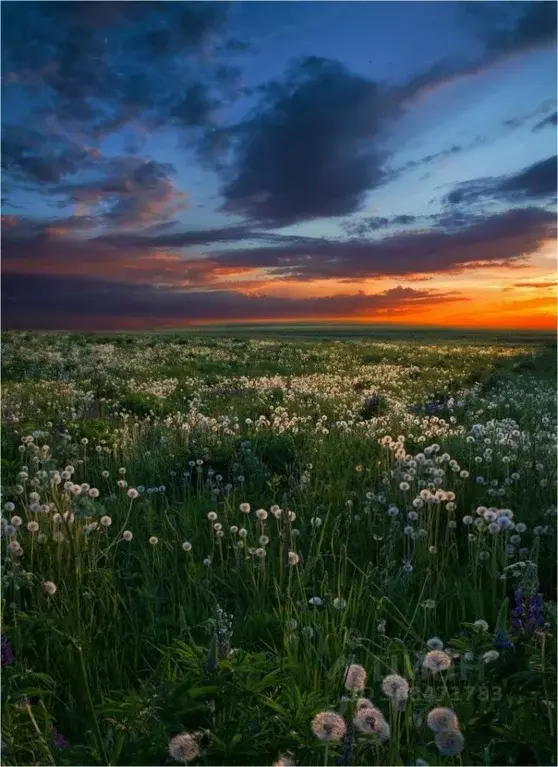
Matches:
[0,332,556,766]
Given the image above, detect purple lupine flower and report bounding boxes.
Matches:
[512,587,545,636]
[52,727,68,749]
[1,633,14,666]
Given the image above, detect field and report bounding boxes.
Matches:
[1,329,556,767]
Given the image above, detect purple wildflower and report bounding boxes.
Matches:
[1,633,14,666]
[52,727,68,749]
[512,587,544,636]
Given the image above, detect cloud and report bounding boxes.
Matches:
[444,155,557,206]
[56,158,188,228]
[513,280,557,289]
[1,2,236,134]
[399,2,557,105]
[1,272,461,329]
[201,207,555,281]
[344,214,420,236]
[1,126,95,184]
[533,111,558,133]
[218,56,398,226]
[4,207,554,288]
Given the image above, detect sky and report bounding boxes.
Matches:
[1,0,557,330]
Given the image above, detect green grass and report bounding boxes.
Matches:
[1,331,556,766]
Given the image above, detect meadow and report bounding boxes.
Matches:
[1,329,556,767]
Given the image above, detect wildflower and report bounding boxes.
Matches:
[207,512,218,522]
[353,706,387,735]
[256,509,268,520]
[287,510,296,522]
[381,674,409,701]
[1,633,14,665]
[288,551,300,565]
[426,637,444,650]
[100,515,112,527]
[238,528,247,537]
[309,596,323,607]
[3,502,15,513]
[127,488,139,500]
[333,597,347,610]
[203,558,212,566]
[311,711,347,741]
[426,707,459,732]
[101,470,110,479]
[435,728,464,756]
[462,515,473,525]
[27,521,39,534]
[254,547,266,558]
[43,581,57,596]
[182,541,192,552]
[356,697,374,711]
[8,540,22,555]
[122,530,133,542]
[11,516,22,527]
[149,536,159,545]
[88,488,100,498]
[423,650,452,673]
[168,732,200,763]
[344,663,367,692]
[473,619,489,632]
[483,650,499,664]
[512,587,544,636]
[259,535,269,545]
[52,727,68,749]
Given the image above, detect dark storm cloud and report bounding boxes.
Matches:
[1,272,460,329]
[219,57,397,226]
[445,156,557,206]
[533,111,558,132]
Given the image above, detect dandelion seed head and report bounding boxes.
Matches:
[435,728,464,756]
[381,674,409,701]
[168,732,199,763]
[311,711,347,741]
[100,515,112,527]
[288,551,300,565]
[344,663,367,692]
[122,530,133,542]
[423,650,452,673]
[426,707,459,733]
[426,636,444,650]
[353,706,386,735]
[42,581,57,596]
